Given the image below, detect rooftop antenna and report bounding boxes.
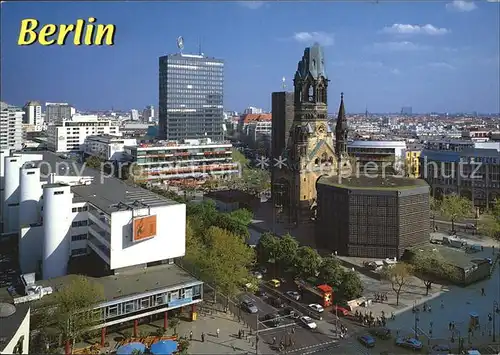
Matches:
[198,37,202,55]
[282,76,286,90]
[177,36,184,54]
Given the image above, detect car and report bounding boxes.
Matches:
[269,297,285,308]
[283,307,300,319]
[251,271,263,279]
[299,316,317,329]
[308,303,324,313]
[358,334,376,348]
[396,337,423,350]
[256,290,268,299]
[431,344,451,353]
[241,299,258,314]
[466,223,477,230]
[264,313,281,327]
[368,327,391,339]
[285,291,301,301]
[269,279,281,288]
[332,305,350,316]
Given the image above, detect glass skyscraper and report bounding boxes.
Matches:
[158,53,224,141]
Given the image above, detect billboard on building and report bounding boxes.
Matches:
[132,215,157,242]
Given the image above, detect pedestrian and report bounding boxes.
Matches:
[481,288,486,296]
[272,336,276,344]
[216,328,220,338]
[201,332,205,342]
[189,331,193,341]
[449,322,452,331]
[291,327,295,334]
[238,330,241,339]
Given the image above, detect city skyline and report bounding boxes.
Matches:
[1,1,499,113]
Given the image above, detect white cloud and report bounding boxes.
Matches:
[486,0,500,2]
[381,24,450,36]
[428,62,456,70]
[390,68,401,75]
[238,1,265,10]
[446,0,477,12]
[371,41,429,52]
[293,32,335,46]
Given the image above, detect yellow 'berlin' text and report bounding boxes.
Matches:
[18,18,116,46]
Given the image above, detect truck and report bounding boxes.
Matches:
[294,279,334,308]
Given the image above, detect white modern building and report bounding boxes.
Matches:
[130,109,139,121]
[347,140,407,174]
[0,150,203,346]
[47,114,121,153]
[142,106,155,123]
[83,135,137,161]
[45,102,75,124]
[0,102,24,151]
[243,107,264,114]
[1,150,187,279]
[0,303,30,355]
[125,138,239,182]
[22,101,43,131]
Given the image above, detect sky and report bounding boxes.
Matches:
[1,1,499,114]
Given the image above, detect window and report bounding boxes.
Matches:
[54,191,64,195]
[72,220,88,227]
[71,233,87,241]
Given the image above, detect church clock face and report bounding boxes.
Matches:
[317,124,326,134]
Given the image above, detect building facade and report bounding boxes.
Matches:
[316,176,430,258]
[420,140,500,209]
[0,151,203,349]
[158,53,224,141]
[347,140,406,175]
[0,303,30,355]
[125,139,238,182]
[271,92,294,163]
[45,102,74,124]
[271,44,347,225]
[22,101,43,131]
[0,102,23,151]
[47,114,121,152]
[83,135,137,161]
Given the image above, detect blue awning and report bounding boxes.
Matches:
[150,340,178,354]
[116,342,146,355]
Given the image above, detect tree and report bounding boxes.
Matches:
[168,317,180,335]
[440,194,473,232]
[38,276,104,355]
[256,232,280,265]
[381,263,413,306]
[178,338,190,355]
[229,208,253,226]
[480,199,500,241]
[294,246,322,278]
[410,250,458,294]
[85,156,102,169]
[190,226,255,296]
[275,234,299,270]
[318,257,344,289]
[339,271,364,300]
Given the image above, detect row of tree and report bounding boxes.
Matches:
[256,233,364,301]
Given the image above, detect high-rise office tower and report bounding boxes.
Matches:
[271,92,294,161]
[23,101,43,130]
[158,53,224,141]
[45,102,75,124]
[142,105,155,122]
[0,102,24,151]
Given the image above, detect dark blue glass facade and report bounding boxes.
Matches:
[158,54,224,141]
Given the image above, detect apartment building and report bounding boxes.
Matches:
[22,101,43,131]
[0,102,23,151]
[47,114,120,152]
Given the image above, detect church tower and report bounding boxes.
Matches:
[272,43,338,225]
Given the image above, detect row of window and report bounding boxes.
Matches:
[72,206,88,213]
[72,233,87,241]
[72,220,88,227]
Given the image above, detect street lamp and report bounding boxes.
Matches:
[493,301,498,342]
[414,312,420,339]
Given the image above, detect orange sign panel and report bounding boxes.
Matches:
[133,215,157,242]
